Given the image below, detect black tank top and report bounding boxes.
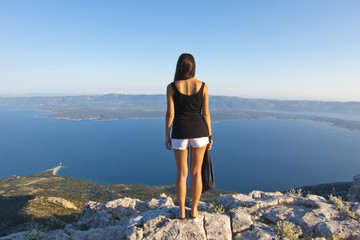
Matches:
[171,81,209,139]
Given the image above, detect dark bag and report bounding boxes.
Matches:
[202,149,215,193]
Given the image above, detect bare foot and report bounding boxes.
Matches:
[190,209,198,218]
[178,208,185,219]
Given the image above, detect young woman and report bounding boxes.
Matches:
[165,53,213,219]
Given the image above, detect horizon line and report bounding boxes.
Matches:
[0,92,360,103]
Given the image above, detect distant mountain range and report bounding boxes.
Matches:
[1,94,360,130]
[209,96,360,114]
[1,94,360,114]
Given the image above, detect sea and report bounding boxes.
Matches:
[1,105,360,193]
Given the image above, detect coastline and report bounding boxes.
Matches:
[49,165,62,176]
[36,111,360,131]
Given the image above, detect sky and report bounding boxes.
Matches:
[0,0,359,101]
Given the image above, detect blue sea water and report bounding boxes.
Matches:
[1,105,360,193]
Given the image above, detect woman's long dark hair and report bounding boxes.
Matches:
[174,53,196,81]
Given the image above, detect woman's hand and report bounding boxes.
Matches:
[165,136,172,150]
[207,139,213,150]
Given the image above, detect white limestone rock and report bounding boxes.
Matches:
[127,206,231,240]
[0,231,29,240]
[203,212,232,240]
[312,202,347,221]
[76,203,112,229]
[216,193,256,210]
[76,197,145,229]
[350,202,360,218]
[315,219,360,240]
[231,208,253,233]
[142,214,206,240]
[349,173,360,202]
[250,195,289,211]
[124,226,143,240]
[234,223,277,240]
[249,190,283,199]
[68,225,125,240]
[188,200,214,211]
[128,207,176,228]
[42,229,68,240]
[264,204,321,235]
[104,197,147,218]
[306,194,327,203]
[145,193,174,210]
[4,191,360,240]
[44,235,68,240]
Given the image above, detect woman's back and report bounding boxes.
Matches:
[174,78,203,96]
[171,77,208,139]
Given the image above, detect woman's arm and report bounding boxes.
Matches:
[202,83,213,149]
[165,84,174,150]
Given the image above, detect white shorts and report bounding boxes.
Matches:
[171,137,209,150]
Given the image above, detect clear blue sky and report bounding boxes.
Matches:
[0,0,359,101]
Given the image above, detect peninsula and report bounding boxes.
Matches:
[1,94,360,131]
[50,165,62,176]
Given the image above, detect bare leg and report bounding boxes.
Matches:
[189,145,207,217]
[173,149,188,219]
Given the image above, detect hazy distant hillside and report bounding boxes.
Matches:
[1,94,360,130]
[1,94,360,115]
[209,96,360,114]
[0,94,166,110]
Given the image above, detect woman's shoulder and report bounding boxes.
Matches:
[193,78,206,85]
[196,79,207,89]
[190,78,206,88]
[201,81,208,96]
[167,83,175,94]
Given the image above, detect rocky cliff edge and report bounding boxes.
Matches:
[1,190,360,240]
